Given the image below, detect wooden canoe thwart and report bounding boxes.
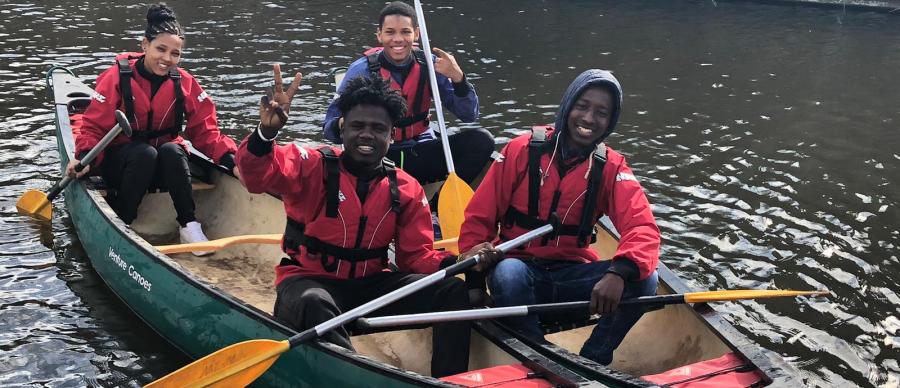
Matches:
[47,67,803,387]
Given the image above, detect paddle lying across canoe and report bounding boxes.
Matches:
[46,66,808,387]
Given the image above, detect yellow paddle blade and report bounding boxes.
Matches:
[16,190,52,222]
[156,234,283,255]
[437,173,474,252]
[684,289,831,304]
[433,237,458,251]
[146,339,289,388]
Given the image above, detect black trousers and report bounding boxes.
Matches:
[387,128,494,185]
[101,141,195,225]
[274,272,471,378]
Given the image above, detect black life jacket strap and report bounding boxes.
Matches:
[168,67,184,134]
[318,147,341,218]
[283,218,389,277]
[383,158,402,214]
[505,207,582,236]
[527,127,547,217]
[577,143,608,247]
[117,58,135,123]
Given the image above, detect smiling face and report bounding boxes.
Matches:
[141,33,183,76]
[376,14,419,64]
[566,86,614,150]
[340,104,393,167]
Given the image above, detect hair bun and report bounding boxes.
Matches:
[147,3,177,24]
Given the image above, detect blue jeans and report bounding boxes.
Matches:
[488,258,659,365]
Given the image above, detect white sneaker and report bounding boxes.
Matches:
[179,221,213,256]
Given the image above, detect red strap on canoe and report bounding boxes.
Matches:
[641,352,764,387]
[440,364,554,388]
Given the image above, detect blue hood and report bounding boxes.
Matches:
[551,69,623,147]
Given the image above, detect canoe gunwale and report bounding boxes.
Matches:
[509,219,802,385]
[48,67,463,387]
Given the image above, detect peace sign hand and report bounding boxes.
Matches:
[260,64,302,133]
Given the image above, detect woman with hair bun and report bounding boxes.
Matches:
[68,3,238,255]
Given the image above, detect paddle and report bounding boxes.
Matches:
[412,0,474,247]
[146,224,554,388]
[16,110,132,221]
[356,289,831,329]
[156,234,459,255]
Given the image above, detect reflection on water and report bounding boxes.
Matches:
[1,0,898,386]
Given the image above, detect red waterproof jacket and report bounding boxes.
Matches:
[459,128,659,281]
[364,47,431,141]
[236,135,453,284]
[75,52,236,166]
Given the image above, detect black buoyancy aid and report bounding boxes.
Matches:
[282,147,402,279]
[117,57,185,139]
[366,49,431,141]
[504,127,607,247]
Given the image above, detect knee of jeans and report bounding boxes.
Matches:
[488,259,531,291]
[129,142,158,165]
[297,289,332,310]
[468,128,495,155]
[632,270,659,297]
[157,142,186,161]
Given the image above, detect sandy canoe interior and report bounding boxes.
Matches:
[126,159,732,379]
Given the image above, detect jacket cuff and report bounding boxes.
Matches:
[607,257,640,282]
[452,74,472,97]
[439,256,457,270]
[248,126,275,156]
[218,152,236,172]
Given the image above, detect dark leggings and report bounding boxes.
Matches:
[387,128,495,185]
[101,141,195,225]
[274,272,471,378]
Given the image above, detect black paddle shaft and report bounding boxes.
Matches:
[47,110,132,201]
[287,224,555,348]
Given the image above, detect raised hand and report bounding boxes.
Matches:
[260,64,302,133]
[431,47,464,83]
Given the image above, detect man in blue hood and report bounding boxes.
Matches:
[460,69,661,365]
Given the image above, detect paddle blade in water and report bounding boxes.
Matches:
[16,190,52,221]
[684,289,830,304]
[146,339,289,388]
[437,173,474,249]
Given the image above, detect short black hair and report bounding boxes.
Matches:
[379,1,417,28]
[145,3,185,40]
[337,76,408,125]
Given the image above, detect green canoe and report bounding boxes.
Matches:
[47,66,800,387]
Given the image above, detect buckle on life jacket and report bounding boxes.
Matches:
[283,218,390,278]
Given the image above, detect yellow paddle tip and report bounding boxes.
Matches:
[684,289,832,303]
[16,190,52,222]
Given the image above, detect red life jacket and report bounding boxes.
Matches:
[115,53,185,140]
[501,126,607,248]
[363,47,431,141]
[276,147,402,282]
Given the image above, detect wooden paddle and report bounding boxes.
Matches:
[355,289,831,329]
[412,0,474,247]
[145,224,553,388]
[16,110,131,221]
[156,234,459,255]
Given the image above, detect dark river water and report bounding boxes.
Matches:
[1,0,898,386]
